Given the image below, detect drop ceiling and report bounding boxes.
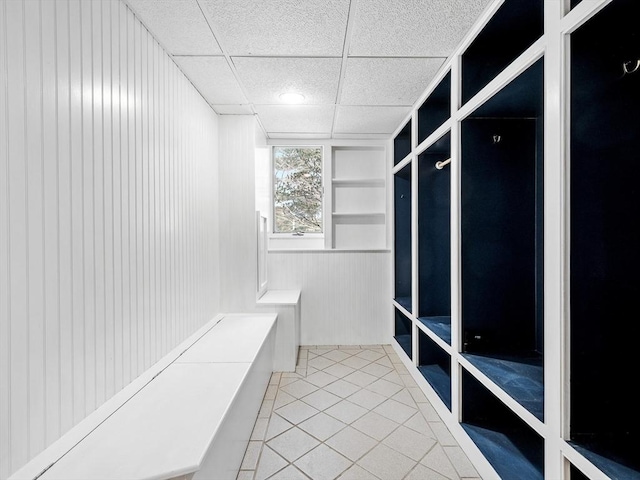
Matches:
[124,0,493,139]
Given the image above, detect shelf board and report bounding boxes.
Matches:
[417,364,451,410]
[394,334,412,359]
[394,297,412,314]
[461,424,543,480]
[569,443,640,480]
[332,178,385,187]
[461,353,543,421]
[418,316,451,345]
[332,212,385,219]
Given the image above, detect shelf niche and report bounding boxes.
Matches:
[418,133,451,345]
[394,119,412,166]
[569,0,640,476]
[461,370,544,480]
[418,71,451,145]
[569,464,589,480]
[417,329,451,410]
[460,58,544,421]
[461,0,543,105]
[394,162,412,313]
[394,308,412,359]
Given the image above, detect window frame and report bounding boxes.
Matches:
[270,145,325,238]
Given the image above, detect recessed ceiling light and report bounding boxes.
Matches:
[279,92,305,104]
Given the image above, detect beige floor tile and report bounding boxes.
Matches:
[367,378,403,397]
[323,363,356,379]
[404,463,449,480]
[337,464,380,480]
[323,379,361,398]
[275,400,319,425]
[346,388,387,410]
[356,444,416,480]
[268,465,309,480]
[343,370,378,388]
[298,412,347,441]
[382,425,437,461]
[341,356,371,370]
[240,441,263,470]
[267,426,320,462]
[420,444,461,479]
[360,363,393,378]
[443,445,479,478]
[308,356,335,370]
[373,398,417,424]
[241,344,480,480]
[294,444,351,480]
[255,446,288,480]
[280,380,318,399]
[325,400,368,424]
[323,349,354,362]
[265,413,294,441]
[325,426,378,462]
[305,370,338,388]
[301,388,342,411]
[351,411,399,441]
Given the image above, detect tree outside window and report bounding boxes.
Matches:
[273,146,323,234]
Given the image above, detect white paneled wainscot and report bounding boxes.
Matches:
[267,251,391,346]
[0,1,220,478]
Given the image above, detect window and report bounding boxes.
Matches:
[273,146,323,234]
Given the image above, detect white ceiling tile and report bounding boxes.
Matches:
[198,0,350,56]
[340,57,444,106]
[334,106,411,134]
[125,0,221,55]
[173,56,248,105]
[268,133,333,140]
[232,57,342,105]
[255,105,335,134]
[349,0,493,57]
[212,105,254,115]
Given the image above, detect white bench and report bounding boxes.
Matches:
[9,313,277,480]
[256,289,301,371]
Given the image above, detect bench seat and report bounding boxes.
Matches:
[12,314,277,480]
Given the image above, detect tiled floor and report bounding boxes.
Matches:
[237,345,482,480]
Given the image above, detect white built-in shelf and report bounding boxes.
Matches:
[331,178,385,187]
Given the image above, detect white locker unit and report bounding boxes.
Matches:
[391,0,639,479]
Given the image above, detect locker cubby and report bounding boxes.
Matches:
[417,329,451,410]
[418,71,451,145]
[418,133,451,345]
[461,369,544,480]
[569,0,640,476]
[461,0,543,105]
[394,119,412,166]
[460,58,544,420]
[569,464,589,480]
[394,308,413,359]
[394,162,412,313]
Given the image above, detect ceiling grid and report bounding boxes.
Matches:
[124,0,493,139]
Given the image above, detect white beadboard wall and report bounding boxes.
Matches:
[0,1,220,478]
[267,251,391,345]
[218,115,259,312]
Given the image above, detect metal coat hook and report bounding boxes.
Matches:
[623,60,640,75]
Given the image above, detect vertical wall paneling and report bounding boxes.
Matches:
[6,0,29,471]
[218,116,258,312]
[41,0,60,447]
[25,0,46,459]
[55,0,73,437]
[0,1,220,477]
[267,251,391,345]
[0,1,9,478]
